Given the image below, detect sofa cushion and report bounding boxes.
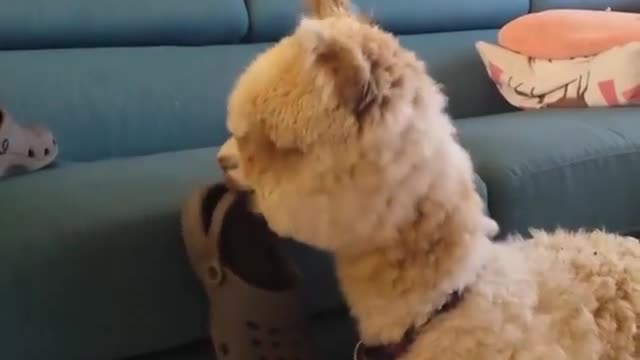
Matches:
[458,107,640,237]
[0,147,337,360]
[0,0,248,50]
[0,44,269,162]
[0,148,217,360]
[0,146,489,360]
[244,0,527,42]
[530,0,640,12]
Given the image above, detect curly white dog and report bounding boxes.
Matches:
[216,1,640,358]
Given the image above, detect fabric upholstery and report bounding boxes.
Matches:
[400,31,515,119]
[244,0,527,42]
[0,148,217,360]
[0,145,488,360]
[458,107,640,237]
[0,31,513,164]
[531,0,640,12]
[0,44,269,162]
[0,0,248,50]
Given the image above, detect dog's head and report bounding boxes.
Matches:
[218,0,495,254]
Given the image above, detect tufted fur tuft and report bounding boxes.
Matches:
[306,0,351,18]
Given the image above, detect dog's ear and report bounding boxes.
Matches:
[306,0,351,18]
[298,18,379,120]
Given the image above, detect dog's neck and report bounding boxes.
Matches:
[334,173,493,346]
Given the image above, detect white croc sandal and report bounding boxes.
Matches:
[0,108,58,178]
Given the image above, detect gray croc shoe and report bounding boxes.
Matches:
[182,183,315,360]
[0,108,58,178]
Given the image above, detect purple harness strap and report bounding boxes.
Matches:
[354,290,465,360]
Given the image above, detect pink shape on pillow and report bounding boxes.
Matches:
[488,62,503,85]
[598,80,620,106]
[623,84,640,103]
[499,9,640,59]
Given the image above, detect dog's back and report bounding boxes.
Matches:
[521,230,640,358]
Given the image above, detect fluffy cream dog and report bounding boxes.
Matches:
[216,1,640,358]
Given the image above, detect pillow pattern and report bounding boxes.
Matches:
[475,41,640,109]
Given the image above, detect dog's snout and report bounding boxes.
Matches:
[218,156,238,172]
[217,137,250,190]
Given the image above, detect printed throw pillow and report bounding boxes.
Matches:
[475,41,640,109]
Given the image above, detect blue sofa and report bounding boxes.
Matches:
[2,0,639,359]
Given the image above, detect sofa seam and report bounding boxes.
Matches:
[481,148,640,234]
[240,0,254,43]
[481,147,640,181]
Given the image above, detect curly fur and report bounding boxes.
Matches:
[217,0,640,358]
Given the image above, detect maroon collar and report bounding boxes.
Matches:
[354,289,465,360]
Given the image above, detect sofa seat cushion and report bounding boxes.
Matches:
[0,146,489,360]
[0,147,346,360]
[0,0,248,50]
[458,107,640,236]
[1,148,218,360]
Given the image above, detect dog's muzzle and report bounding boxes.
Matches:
[217,138,250,190]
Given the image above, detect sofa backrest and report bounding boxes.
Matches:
[244,0,528,42]
[0,0,636,161]
[0,0,248,50]
[0,44,270,161]
[0,0,258,161]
